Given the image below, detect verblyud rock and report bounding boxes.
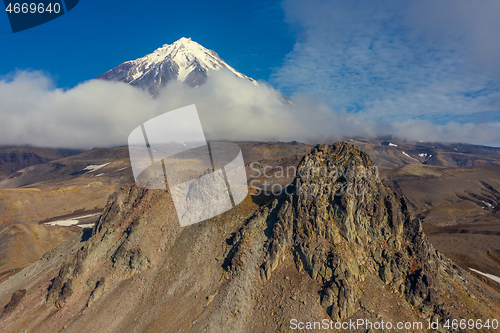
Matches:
[1,142,499,332]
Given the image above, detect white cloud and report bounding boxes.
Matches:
[1,70,499,149]
[0,71,157,148]
[272,0,500,128]
[405,0,500,77]
[0,70,353,148]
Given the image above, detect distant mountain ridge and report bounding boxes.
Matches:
[0,146,83,181]
[2,142,499,332]
[96,37,257,96]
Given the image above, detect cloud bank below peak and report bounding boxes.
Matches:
[1,70,500,149]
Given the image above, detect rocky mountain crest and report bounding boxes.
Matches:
[2,142,500,332]
[226,142,500,326]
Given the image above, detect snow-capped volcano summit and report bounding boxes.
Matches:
[97,37,257,95]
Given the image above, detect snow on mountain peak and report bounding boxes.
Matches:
[96,37,257,95]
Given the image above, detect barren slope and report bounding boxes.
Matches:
[1,142,499,332]
[383,164,500,293]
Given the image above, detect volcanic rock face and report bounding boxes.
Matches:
[227,143,500,325]
[1,142,500,332]
[46,185,175,308]
[268,143,430,317]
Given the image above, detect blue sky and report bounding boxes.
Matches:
[1,0,500,147]
[0,0,295,88]
[272,0,500,125]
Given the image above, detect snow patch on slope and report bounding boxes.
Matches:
[83,162,110,174]
[469,268,500,284]
[482,201,495,209]
[45,213,101,227]
[402,152,417,161]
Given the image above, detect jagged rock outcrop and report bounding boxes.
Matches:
[226,142,500,327]
[2,142,499,333]
[1,289,25,315]
[46,185,177,308]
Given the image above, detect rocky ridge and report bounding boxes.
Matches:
[227,142,500,327]
[1,142,500,332]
